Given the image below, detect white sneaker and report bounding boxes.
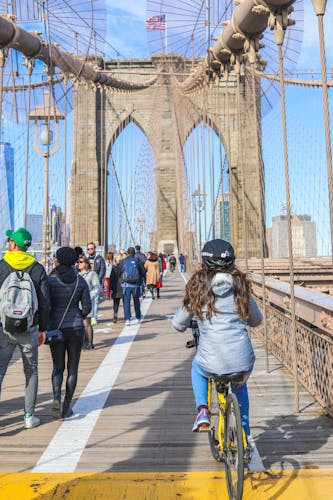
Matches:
[91,317,97,326]
[247,435,266,472]
[125,319,131,326]
[131,318,139,325]
[24,414,40,429]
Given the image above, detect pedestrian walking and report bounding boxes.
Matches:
[169,254,176,272]
[86,242,106,325]
[110,263,123,323]
[144,251,161,299]
[77,256,99,349]
[135,245,147,298]
[47,247,91,419]
[104,252,114,300]
[119,247,145,326]
[179,253,186,272]
[0,227,50,428]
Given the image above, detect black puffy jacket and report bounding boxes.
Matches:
[47,265,91,330]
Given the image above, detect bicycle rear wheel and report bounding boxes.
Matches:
[208,381,223,462]
[224,393,244,500]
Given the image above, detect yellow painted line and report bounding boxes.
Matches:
[0,470,332,499]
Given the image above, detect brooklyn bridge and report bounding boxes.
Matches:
[0,1,332,498]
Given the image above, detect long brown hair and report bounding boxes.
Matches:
[183,264,252,321]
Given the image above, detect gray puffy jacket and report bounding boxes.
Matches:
[172,272,263,375]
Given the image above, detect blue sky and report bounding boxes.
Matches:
[2,1,333,254]
[103,1,333,255]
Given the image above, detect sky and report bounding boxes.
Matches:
[1,1,333,254]
[103,1,333,255]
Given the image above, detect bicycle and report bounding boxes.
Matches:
[190,320,251,500]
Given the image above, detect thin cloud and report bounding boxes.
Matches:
[106,0,147,21]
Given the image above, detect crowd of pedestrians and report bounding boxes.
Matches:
[0,226,184,427]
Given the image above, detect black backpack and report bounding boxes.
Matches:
[122,257,140,284]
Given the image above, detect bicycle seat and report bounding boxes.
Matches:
[213,371,250,389]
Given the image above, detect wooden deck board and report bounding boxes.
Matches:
[0,270,332,476]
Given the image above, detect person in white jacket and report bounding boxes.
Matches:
[78,256,100,349]
[172,239,265,472]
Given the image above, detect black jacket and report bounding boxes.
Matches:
[0,258,50,331]
[110,264,123,299]
[47,265,91,330]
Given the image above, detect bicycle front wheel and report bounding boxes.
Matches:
[224,393,244,500]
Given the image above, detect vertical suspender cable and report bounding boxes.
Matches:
[225,76,234,246]
[236,61,248,270]
[23,58,33,228]
[249,44,269,373]
[63,80,67,244]
[274,19,299,411]
[312,2,333,269]
[0,50,5,146]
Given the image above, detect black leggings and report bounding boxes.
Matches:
[50,329,84,406]
[113,297,121,314]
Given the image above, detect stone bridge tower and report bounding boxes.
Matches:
[70,55,263,258]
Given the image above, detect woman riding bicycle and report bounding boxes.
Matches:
[172,238,265,471]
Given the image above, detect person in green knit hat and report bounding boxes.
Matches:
[0,227,50,429]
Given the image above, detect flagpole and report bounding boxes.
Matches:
[165,15,167,54]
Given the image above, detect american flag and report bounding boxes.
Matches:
[146,15,166,31]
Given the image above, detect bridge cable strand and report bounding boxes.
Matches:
[109,152,135,246]
[256,70,333,88]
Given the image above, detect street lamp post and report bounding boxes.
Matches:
[137,216,146,248]
[29,92,64,270]
[192,186,206,256]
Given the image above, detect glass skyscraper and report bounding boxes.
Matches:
[0,142,14,248]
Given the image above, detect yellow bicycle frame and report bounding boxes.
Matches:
[208,377,248,453]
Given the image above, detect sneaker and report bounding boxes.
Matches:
[125,319,130,326]
[85,343,94,350]
[51,399,61,419]
[246,435,266,472]
[131,318,139,325]
[192,407,210,432]
[24,414,40,429]
[91,318,97,326]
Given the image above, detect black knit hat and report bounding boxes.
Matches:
[73,246,84,259]
[56,246,77,266]
[201,239,235,268]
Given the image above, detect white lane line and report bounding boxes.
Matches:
[33,297,152,473]
[180,272,188,284]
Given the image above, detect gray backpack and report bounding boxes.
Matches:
[0,268,38,334]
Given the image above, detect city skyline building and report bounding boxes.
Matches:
[26,213,43,243]
[271,214,317,258]
[215,192,230,241]
[50,204,66,246]
[0,142,14,249]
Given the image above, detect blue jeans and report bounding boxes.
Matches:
[191,358,251,436]
[122,285,141,321]
[91,294,99,320]
[179,263,185,272]
[0,326,39,414]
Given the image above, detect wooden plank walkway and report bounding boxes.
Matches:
[0,269,332,498]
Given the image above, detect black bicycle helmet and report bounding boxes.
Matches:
[201,239,235,268]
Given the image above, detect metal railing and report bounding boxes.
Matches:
[251,274,333,417]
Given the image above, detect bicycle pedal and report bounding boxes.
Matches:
[186,340,196,348]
